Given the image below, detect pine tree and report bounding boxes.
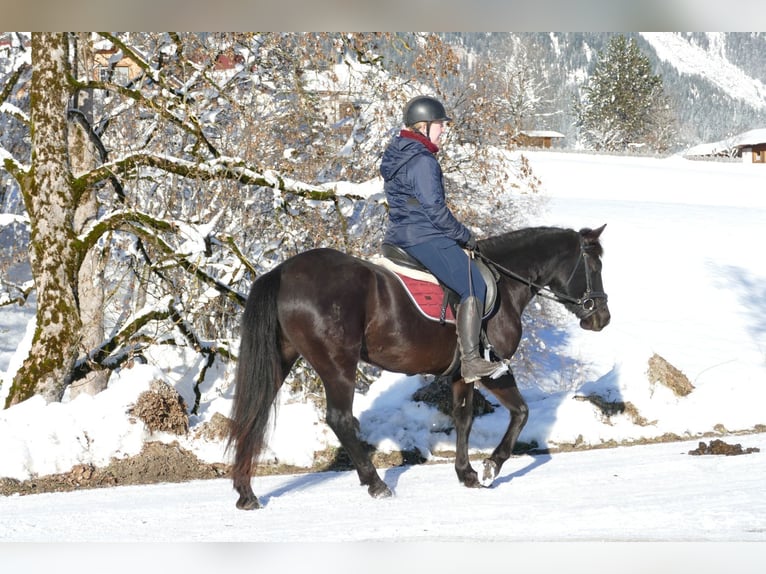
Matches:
[575,34,677,153]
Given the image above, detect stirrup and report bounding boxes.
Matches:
[461,359,508,383]
[482,348,509,380]
[484,344,510,379]
[477,361,509,381]
[488,361,509,379]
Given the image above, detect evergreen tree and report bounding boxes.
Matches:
[575,34,677,153]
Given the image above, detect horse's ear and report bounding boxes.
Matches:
[580,224,606,242]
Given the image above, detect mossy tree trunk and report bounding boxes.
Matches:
[5,33,82,406]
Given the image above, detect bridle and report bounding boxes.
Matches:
[477,242,608,318]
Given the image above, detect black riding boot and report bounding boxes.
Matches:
[456,296,504,383]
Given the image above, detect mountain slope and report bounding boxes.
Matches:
[641,32,766,111]
[453,32,766,147]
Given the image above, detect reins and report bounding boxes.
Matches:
[476,244,608,316]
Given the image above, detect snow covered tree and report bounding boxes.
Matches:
[1,32,541,409]
[575,34,677,153]
[453,36,552,148]
[1,33,380,407]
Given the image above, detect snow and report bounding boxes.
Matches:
[518,129,566,138]
[0,213,28,225]
[735,127,766,146]
[1,151,766,557]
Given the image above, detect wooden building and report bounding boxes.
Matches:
[730,129,766,163]
[685,128,766,163]
[513,130,565,149]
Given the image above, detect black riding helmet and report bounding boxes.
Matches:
[403,96,452,127]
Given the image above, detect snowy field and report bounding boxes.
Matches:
[2,150,766,568]
[2,433,765,543]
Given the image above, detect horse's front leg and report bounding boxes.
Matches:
[452,380,482,488]
[478,370,529,486]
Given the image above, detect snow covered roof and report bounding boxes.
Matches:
[517,130,565,138]
[730,128,766,148]
[684,127,766,157]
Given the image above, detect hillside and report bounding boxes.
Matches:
[451,32,766,149]
[641,32,766,109]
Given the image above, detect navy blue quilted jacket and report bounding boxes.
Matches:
[380,132,471,248]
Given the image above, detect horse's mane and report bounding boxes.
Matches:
[481,226,603,258]
[482,226,571,253]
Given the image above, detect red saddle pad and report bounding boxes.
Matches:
[396,272,455,322]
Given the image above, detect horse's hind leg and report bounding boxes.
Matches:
[322,369,392,499]
[232,355,296,510]
[478,371,529,486]
[233,464,260,510]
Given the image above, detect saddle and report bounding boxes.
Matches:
[372,244,503,380]
[374,243,498,323]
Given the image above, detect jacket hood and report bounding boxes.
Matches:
[380,134,433,181]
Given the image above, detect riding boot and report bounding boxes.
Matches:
[456,296,505,383]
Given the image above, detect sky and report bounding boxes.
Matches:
[1,150,766,567]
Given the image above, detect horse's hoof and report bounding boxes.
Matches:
[455,464,481,488]
[480,459,498,487]
[464,477,483,488]
[368,482,393,499]
[236,494,262,510]
[456,468,482,488]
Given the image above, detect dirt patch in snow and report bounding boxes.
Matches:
[647,353,695,396]
[0,441,229,497]
[688,439,760,456]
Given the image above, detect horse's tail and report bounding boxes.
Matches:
[228,266,283,490]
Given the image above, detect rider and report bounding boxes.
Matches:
[380,95,504,383]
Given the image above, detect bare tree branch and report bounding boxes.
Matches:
[74,151,351,201]
[77,208,247,306]
[95,32,220,158]
[72,298,174,380]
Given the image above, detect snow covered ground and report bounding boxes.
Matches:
[2,433,765,543]
[2,434,765,570]
[2,151,766,567]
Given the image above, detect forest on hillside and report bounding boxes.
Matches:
[445,32,766,146]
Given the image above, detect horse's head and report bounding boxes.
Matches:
[557,224,611,332]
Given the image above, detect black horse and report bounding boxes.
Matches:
[229,225,610,509]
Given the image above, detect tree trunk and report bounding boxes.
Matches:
[69,123,109,398]
[68,42,109,399]
[5,33,82,407]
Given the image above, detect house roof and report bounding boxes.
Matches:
[730,128,766,148]
[685,128,766,157]
[517,130,565,138]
